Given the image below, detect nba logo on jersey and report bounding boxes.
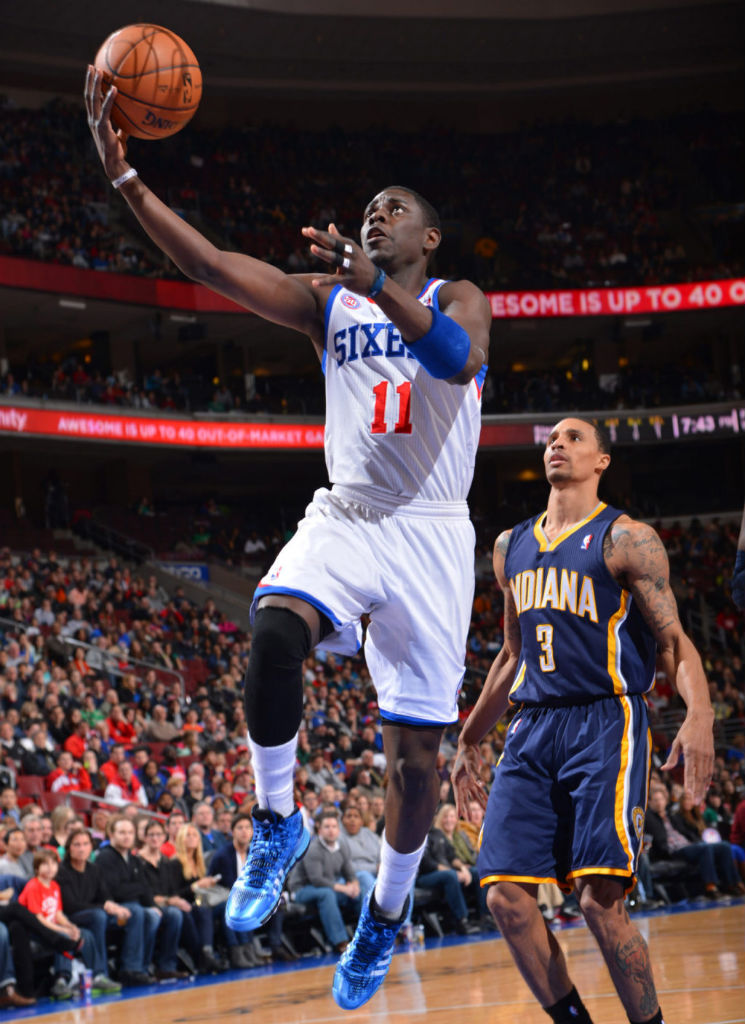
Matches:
[510,716,523,736]
[580,533,593,550]
[268,564,282,581]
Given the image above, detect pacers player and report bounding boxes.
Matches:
[85,69,491,1009]
[452,417,714,1024]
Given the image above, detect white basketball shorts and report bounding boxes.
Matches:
[251,485,475,726]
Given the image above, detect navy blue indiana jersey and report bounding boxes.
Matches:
[504,502,656,705]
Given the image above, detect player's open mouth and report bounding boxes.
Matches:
[367,229,387,241]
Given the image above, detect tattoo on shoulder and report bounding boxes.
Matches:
[607,522,667,568]
[495,531,512,558]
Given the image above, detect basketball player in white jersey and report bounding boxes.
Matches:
[85,67,491,1008]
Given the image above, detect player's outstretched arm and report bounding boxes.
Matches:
[84,67,319,337]
[452,531,520,820]
[303,223,491,384]
[606,519,714,801]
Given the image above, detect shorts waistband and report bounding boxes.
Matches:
[332,484,470,520]
[515,693,649,710]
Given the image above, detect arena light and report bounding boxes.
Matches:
[58,298,87,310]
[169,313,197,323]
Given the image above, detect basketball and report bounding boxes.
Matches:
[93,23,202,140]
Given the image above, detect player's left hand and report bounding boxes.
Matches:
[662,710,714,803]
[302,223,378,294]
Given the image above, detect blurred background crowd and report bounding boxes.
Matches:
[0,103,742,292]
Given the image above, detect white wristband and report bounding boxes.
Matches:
[111,168,138,189]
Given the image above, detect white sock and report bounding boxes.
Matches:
[374,834,427,918]
[248,734,297,817]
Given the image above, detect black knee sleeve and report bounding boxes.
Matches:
[243,606,311,746]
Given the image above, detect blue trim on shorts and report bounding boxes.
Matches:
[253,585,343,628]
[379,708,458,728]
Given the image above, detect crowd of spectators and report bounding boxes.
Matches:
[1,100,742,291]
[0,509,743,1001]
[4,340,743,420]
[1,360,325,418]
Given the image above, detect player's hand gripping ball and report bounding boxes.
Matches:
[93,23,202,140]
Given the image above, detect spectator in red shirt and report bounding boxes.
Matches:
[101,743,126,785]
[19,849,91,999]
[70,647,91,677]
[716,604,741,653]
[105,706,138,748]
[46,751,92,794]
[63,720,90,762]
[103,761,147,808]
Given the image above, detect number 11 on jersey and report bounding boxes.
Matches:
[371,380,413,435]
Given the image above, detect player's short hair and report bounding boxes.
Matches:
[571,417,611,456]
[381,186,441,233]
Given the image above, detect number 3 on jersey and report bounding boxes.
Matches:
[371,380,413,435]
[536,624,556,672]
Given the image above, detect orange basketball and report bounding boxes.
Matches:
[94,24,202,140]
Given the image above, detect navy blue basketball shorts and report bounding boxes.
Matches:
[478,694,651,894]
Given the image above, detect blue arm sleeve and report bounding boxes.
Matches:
[405,307,471,380]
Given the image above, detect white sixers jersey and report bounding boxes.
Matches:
[322,278,487,504]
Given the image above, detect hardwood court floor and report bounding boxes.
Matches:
[21,903,745,1024]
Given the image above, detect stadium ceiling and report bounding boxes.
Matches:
[0,1,741,103]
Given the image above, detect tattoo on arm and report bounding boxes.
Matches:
[503,592,522,654]
[494,531,512,559]
[607,522,679,640]
[614,934,658,1017]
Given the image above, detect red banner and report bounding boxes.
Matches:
[2,257,743,320]
[0,407,324,450]
[1,404,743,450]
[487,279,745,318]
[0,256,244,313]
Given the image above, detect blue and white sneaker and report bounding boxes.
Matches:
[332,891,409,1010]
[224,806,309,932]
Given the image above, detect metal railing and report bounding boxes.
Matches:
[0,615,26,635]
[0,616,185,699]
[73,516,152,564]
[59,636,185,699]
[64,789,168,822]
[650,707,745,750]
